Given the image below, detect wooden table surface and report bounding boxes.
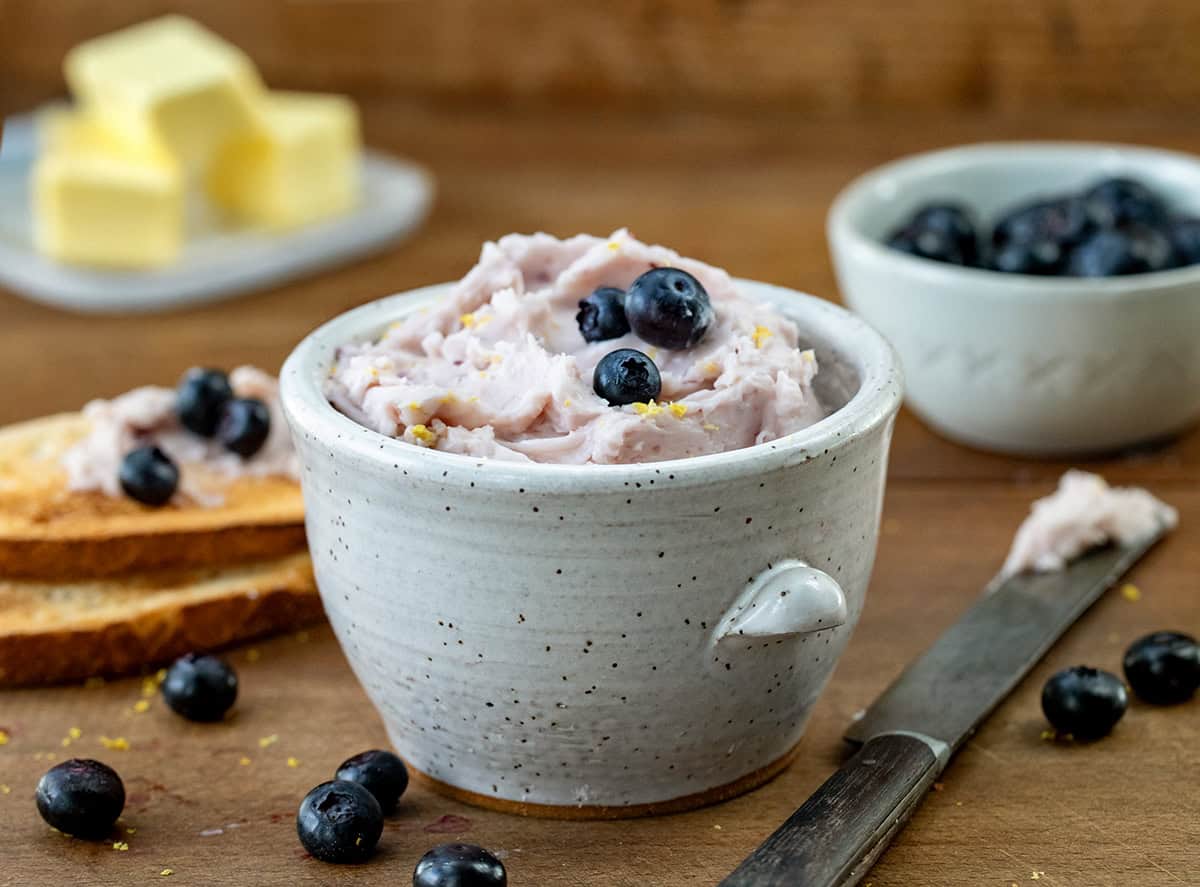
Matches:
[1,105,1198,886]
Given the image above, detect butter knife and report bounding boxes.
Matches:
[719,526,1171,887]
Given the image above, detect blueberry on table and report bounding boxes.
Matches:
[1166,217,1200,266]
[161,653,238,722]
[1067,225,1175,276]
[414,843,508,887]
[1041,666,1128,741]
[217,397,271,457]
[907,203,980,264]
[1123,631,1200,705]
[576,286,631,343]
[1084,177,1168,229]
[885,226,968,266]
[335,749,409,815]
[35,758,125,839]
[992,195,1094,250]
[297,780,383,864]
[593,349,662,406]
[177,368,233,437]
[119,445,179,506]
[624,267,714,349]
[989,238,1064,275]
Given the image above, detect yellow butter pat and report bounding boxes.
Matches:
[208,91,360,229]
[33,112,183,269]
[65,15,265,171]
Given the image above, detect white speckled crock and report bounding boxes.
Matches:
[280,280,902,815]
[829,142,1200,456]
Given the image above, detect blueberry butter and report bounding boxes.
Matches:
[327,231,826,463]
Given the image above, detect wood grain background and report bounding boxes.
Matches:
[4,0,1200,114]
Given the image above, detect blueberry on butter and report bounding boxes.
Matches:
[593,349,661,406]
[218,397,271,458]
[1123,631,1200,705]
[162,653,238,722]
[297,780,383,864]
[177,368,233,437]
[35,758,125,839]
[335,749,409,815]
[119,445,179,506]
[576,287,630,343]
[1041,666,1128,741]
[414,843,507,887]
[624,268,714,350]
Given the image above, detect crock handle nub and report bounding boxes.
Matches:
[715,560,848,643]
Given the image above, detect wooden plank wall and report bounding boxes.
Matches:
[3,0,1200,114]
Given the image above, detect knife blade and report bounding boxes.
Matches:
[719,524,1170,887]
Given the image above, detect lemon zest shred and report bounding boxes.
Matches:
[668,403,688,418]
[751,325,773,348]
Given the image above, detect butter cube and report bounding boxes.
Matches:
[65,15,264,171]
[207,91,361,229]
[34,112,183,269]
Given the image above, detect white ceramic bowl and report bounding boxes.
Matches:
[828,142,1200,456]
[281,281,902,816]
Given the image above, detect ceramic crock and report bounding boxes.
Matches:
[280,280,902,817]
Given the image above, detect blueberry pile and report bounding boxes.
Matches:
[578,267,714,406]
[886,177,1200,277]
[296,750,506,882]
[31,654,506,885]
[119,367,272,507]
[1041,630,1199,741]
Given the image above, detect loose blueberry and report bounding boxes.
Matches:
[217,397,271,458]
[119,445,179,507]
[1067,225,1175,276]
[593,349,661,406]
[297,780,383,864]
[992,195,1094,250]
[35,758,125,839]
[624,268,714,349]
[990,237,1065,275]
[1123,631,1200,705]
[576,287,630,343]
[161,653,238,722]
[1084,177,1168,229]
[885,226,967,266]
[1166,217,1200,267]
[335,749,409,815]
[908,203,979,264]
[177,368,233,437]
[414,843,508,887]
[1041,666,1128,741]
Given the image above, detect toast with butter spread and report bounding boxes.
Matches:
[0,412,306,579]
[0,551,321,686]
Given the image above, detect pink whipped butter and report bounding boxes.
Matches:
[1002,470,1177,577]
[62,366,299,501]
[326,231,825,464]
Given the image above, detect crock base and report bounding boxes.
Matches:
[408,739,804,820]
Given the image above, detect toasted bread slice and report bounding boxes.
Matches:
[0,552,323,686]
[0,413,306,579]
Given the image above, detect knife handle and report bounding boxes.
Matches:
[719,733,947,887]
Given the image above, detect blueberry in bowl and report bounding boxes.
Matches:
[829,141,1200,456]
